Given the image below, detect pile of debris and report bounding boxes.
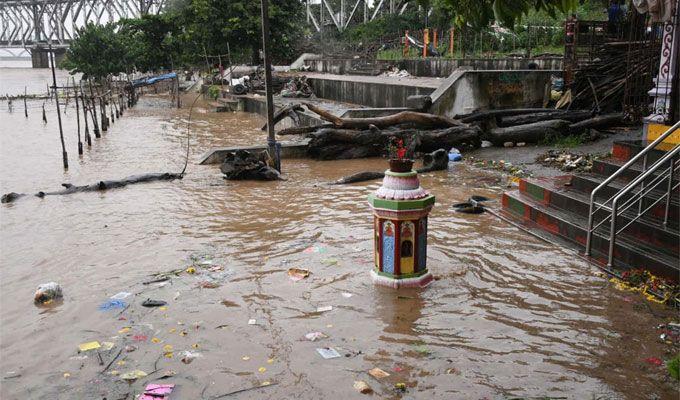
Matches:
[279,76,314,98]
[536,150,600,172]
[273,103,628,161]
[220,150,281,181]
[381,66,411,78]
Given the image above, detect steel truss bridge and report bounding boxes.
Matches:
[0,0,413,57]
[306,0,412,32]
[0,0,165,54]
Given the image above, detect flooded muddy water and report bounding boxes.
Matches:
[0,69,676,399]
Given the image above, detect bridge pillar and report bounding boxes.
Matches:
[30,46,66,69]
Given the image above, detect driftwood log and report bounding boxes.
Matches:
[277,124,334,136]
[1,172,183,203]
[304,102,460,130]
[307,125,481,160]
[499,110,593,127]
[262,104,304,131]
[487,120,571,145]
[569,113,625,134]
[332,149,450,184]
[460,108,557,123]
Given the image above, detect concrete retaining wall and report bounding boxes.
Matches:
[304,57,563,77]
[430,70,556,118]
[306,77,435,108]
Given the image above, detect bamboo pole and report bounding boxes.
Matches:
[88,80,100,137]
[73,78,83,155]
[80,81,92,147]
[23,86,28,118]
[260,0,280,172]
[49,47,68,169]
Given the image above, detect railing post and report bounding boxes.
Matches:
[585,194,596,256]
[638,153,648,215]
[608,199,618,267]
[664,155,676,227]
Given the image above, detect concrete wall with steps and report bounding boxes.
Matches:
[304,57,563,77]
[429,70,556,118]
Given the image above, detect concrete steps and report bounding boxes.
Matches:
[501,139,680,282]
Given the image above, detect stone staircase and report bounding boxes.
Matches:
[500,140,679,282]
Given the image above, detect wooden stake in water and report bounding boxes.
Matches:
[260,0,280,172]
[23,86,28,118]
[73,78,83,155]
[88,79,100,137]
[42,102,47,123]
[49,47,68,169]
[81,82,91,147]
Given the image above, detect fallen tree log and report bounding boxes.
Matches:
[569,113,625,134]
[307,125,481,160]
[261,104,304,131]
[460,108,556,123]
[276,124,334,136]
[499,110,593,127]
[1,172,183,203]
[303,102,460,130]
[487,119,571,146]
[332,149,449,184]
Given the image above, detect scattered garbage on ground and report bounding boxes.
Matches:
[537,150,601,172]
[609,269,680,306]
[280,76,313,98]
[304,332,327,341]
[34,282,62,304]
[353,380,373,394]
[316,347,341,359]
[288,268,310,281]
[382,66,411,78]
[99,299,127,311]
[139,383,174,400]
[467,157,529,179]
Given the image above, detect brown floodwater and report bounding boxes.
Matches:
[0,69,677,400]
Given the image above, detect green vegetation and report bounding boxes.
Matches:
[541,133,587,148]
[63,0,306,78]
[207,85,220,100]
[668,354,680,381]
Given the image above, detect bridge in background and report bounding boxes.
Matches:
[0,0,165,67]
[306,0,412,32]
[1,0,415,67]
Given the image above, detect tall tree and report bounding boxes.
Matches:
[437,0,580,27]
[61,23,131,79]
[183,0,305,64]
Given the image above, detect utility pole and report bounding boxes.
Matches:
[260,0,279,172]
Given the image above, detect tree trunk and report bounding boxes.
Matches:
[307,125,481,160]
[304,102,461,130]
[487,120,571,145]
[499,110,593,127]
[569,113,625,134]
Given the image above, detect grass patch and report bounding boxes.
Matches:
[541,133,586,148]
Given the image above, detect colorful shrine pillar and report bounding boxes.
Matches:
[368,167,435,288]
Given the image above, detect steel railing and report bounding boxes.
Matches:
[585,121,680,266]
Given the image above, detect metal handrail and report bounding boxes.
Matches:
[586,121,680,223]
[585,121,680,257]
[607,145,679,265]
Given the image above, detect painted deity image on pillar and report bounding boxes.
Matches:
[382,221,395,275]
[400,221,415,274]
